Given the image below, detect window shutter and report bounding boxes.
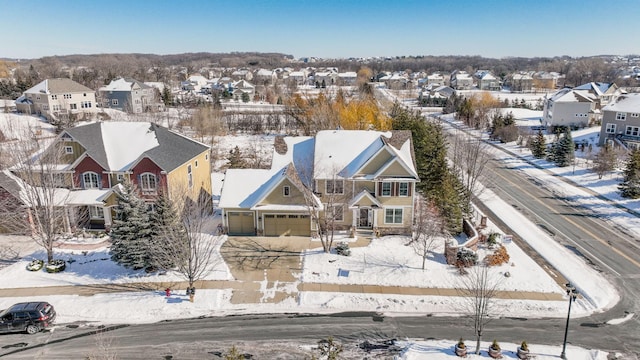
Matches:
[98,174,102,189]
[377,182,382,195]
[80,174,84,189]
[393,182,398,196]
[408,183,412,196]
[137,174,141,187]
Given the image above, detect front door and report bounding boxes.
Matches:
[358,208,372,228]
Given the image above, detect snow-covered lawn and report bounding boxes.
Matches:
[302,236,562,294]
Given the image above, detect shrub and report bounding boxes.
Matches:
[26,260,44,272]
[456,248,478,268]
[485,245,510,266]
[487,232,500,247]
[491,339,501,351]
[520,341,528,351]
[45,259,66,273]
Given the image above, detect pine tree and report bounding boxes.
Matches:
[149,193,184,270]
[241,92,250,103]
[554,129,575,167]
[227,146,247,169]
[619,150,640,198]
[530,130,547,158]
[109,181,154,270]
[161,84,173,106]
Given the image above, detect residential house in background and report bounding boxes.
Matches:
[254,69,277,85]
[543,82,621,128]
[98,77,163,113]
[474,70,501,91]
[180,74,209,92]
[231,69,253,81]
[450,71,473,90]
[9,121,211,232]
[15,78,97,122]
[426,73,446,86]
[506,73,534,92]
[337,71,357,86]
[219,130,419,237]
[599,93,640,149]
[313,70,338,87]
[533,71,565,90]
[232,80,256,100]
[287,69,310,86]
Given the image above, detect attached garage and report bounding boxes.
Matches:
[227,212,256,235]
[263,214,310,236]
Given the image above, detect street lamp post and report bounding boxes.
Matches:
[560,283,579,360]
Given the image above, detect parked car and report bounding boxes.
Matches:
[0,302,56,334]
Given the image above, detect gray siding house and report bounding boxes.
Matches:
[99,78,163,113]
[599,93,640,150]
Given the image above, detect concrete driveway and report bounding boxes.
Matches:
[220,236,371,304]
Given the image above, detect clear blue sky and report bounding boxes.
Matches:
[2,0,638,59]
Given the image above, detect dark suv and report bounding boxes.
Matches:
[0,302,56,334]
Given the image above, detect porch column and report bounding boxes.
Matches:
[103,206,112,229]
[352,208,357,228]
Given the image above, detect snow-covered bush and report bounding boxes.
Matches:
[45,260,66,273]
[26,260,44,272]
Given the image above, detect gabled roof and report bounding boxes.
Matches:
[603,93,640,113]
[574,82,614,96]
[25,78,94,95]
[62,122,209,172]
[99,77,152,92]
[348,189,382,209]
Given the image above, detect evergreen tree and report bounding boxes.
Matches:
[554,129,575,167]
[619,150,640,198]
[149,193,184,270]
[227,146,247,168]
[530,130,547,158]
[391,105,465,234]
[241,92,250,103]
[161,83,173,106]
[109,181,154,270]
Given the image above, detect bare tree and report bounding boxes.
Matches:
[449,129,491,203]
[1,127,70,263]
[456,264,502,355]
[407,195,444,270]
[151,187,220,302]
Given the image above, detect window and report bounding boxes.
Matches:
[187,164,193,188]
[331,204,344,221]
[81,101,92,108]
[384,208,403,224]
[140,173,157,192]
[90,206,104,219]
[399,182,409,196]
[626,126,640,137]
[195,160,198,168]
[63,94,72,99]
[83,172,99,189]
[117,174,125,182]
[381,182,392,196]
[42,105,48,110]
[632,113,640,118]
[51,94,57,100]
[69,103,77,110]
[605,123,616,134]
[616,112,627,121]
[205,154,209,161]
[64,146,73,154]
[36,95,40,100]
[325,179,344,194]
[112,99,119,106]
[283,185,290,197]
[52,105,60,111]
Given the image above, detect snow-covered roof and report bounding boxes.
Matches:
[602,93,640,113]
[313,130,387,179]
[219,168,285,209]
[66,189,112,206]
[24,78,93,95]
[574,82,613,96]
[99,77,151,92]
[62,122,209,172]
[337,72,357,78]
